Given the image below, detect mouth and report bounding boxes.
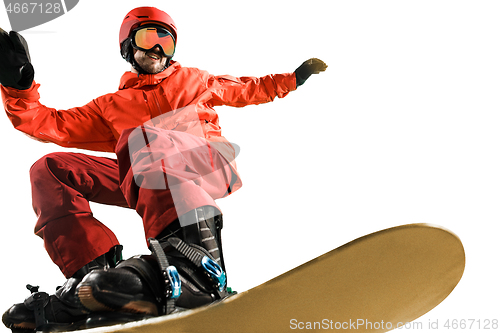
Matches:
[147,52,161,61]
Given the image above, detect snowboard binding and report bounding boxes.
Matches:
[2,247,123,333]
[9,284,91,332]
[76,207,234,327]
[3,207,234,332]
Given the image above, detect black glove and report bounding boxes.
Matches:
[0,28,34,90]
[294,58,327,87]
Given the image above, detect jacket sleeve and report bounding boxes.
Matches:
[1,82,117,152]
[206,72,297,108]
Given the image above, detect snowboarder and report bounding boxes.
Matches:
[0,6,327,331]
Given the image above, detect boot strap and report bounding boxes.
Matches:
[148,238,181,315]
[164,237,227,299]
[24,285,50,330]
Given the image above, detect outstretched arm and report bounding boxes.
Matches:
[0,29,116,152]
[2,84,116,151]
[207,58,328,108]
[207,72,297,108]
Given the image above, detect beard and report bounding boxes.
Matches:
[133,50,168,74]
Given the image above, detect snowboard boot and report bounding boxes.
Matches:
[76,206,233,320]
[2,246,122,332]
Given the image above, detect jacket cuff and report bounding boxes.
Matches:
[270,72,297,99]
[283,72,298,92]
[1,81,41,100]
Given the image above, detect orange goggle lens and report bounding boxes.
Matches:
[133,27,176,57]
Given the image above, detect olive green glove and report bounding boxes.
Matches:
[294,58,327,87]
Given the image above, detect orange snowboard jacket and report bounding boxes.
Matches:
[1,61,297,173]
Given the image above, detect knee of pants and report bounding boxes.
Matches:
[29,153,75,191]
[30,152,69,185]
[29,152,94,206]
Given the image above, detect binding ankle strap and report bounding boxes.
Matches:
[162,236,228,299]
[148,238,181,315]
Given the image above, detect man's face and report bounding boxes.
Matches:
[133,46,168,74]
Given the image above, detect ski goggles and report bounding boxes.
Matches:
[131,25,176,57]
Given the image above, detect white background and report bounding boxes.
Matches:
[1,1,499,332]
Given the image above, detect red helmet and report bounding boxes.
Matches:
[119,7,177,60]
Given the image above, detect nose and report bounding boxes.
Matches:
[151,45,164,55]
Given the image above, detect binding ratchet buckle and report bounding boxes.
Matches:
[148,238,181,314]
[201,256,226,292]
[166,266,181,299]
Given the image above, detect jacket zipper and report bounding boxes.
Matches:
[150,90,162,125]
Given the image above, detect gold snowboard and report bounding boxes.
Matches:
[80,223,465,333]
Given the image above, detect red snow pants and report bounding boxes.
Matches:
[31,126,237,278]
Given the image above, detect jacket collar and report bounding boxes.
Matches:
[119,61,181,90]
